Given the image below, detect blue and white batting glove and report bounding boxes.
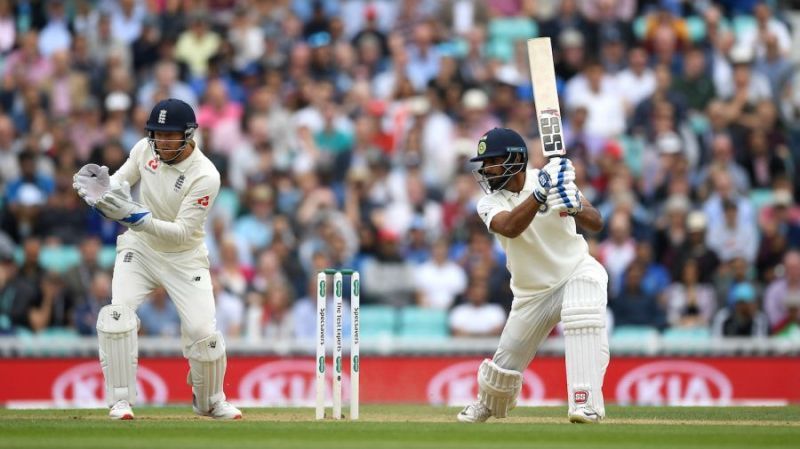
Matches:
[547,182,583,216]
[542,157,575,189]
[94,181,152,230]
[532,169,552,204]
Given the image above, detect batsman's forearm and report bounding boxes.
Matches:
[493,196,541,238]
[574,205,603,233]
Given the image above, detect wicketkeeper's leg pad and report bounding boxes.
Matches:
[96,304,139,407]
[561,276,609,417]
[477,359,523,418]
[187,331,227,413]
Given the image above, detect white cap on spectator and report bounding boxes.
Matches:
[495,65,523,87]
[559,28,584,48]
[407,95,430,115]
[657,132,682,155]
[105,91,131,112]
[687,211,707,232]
[665,195,690,214]
[17,183,45,207]
[729,45,754,65]
[463,89,488,110]
[773,189,794,207]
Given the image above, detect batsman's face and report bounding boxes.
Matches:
[481,156,510,190]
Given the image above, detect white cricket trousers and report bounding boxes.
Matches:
[493,256,609,382]
[111,232,217,356]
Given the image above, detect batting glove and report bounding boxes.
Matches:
[532,169,552,204]
[541,157,575,189]
[547,182,583,216]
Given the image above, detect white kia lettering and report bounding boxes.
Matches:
[616,361,732,406]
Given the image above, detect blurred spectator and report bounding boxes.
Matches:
[292,274,351,341]
[633,241,670,298]
[611,261,667,330]
[565,60,626,138]
[62,236,104,303]
[214,235,253,297]
[598,211,636,297]
[138,288,180,337]
[664,258,717,329]
[361,228,415,306]
[772,291,800,337]
[0,242,36,334]
[615,46,656,114]
[73,271,112,336]
[673,47,716,114]
[233,185,276,260]
[213,274,244,338]
[711,282,769,337]
[764,251,800,330]
[27,271,73,332]
[449,280,506,337]
[706,198,759,263]
[414,238,467,310]
[738,3,791,60]
[245,282,296,342]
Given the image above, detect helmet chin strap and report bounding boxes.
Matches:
[148,132,193,164]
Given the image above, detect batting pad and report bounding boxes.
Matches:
[96,304,139,406]
[187,331,227,413]
[561,277,609,417]
[477,359,523,418]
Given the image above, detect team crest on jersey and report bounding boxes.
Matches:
[146,157,160,172]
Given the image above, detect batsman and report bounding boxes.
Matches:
[458,126,608,424]
[72,98,242,420]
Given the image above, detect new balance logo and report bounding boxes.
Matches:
[208,341,217,349]
[174,175,185,191]
[193,276,201,282]
[123,252,133,263]
[158,109,167,124]
[111,311,121,321]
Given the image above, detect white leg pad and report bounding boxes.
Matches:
[561,277,609,417]
[96,304,139,407]
[477,359,523,418]
[187,331,227,413]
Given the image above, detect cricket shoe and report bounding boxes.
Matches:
[109,400,134,420]
[457,402,491,423]
[193,395,243,420]
[569,406,602,424]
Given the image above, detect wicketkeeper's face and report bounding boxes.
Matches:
[151,131,186,160]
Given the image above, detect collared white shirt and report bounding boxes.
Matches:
[477,168,589,298]
[111,138,220,253]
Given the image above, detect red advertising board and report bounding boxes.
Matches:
[1,356,798,407]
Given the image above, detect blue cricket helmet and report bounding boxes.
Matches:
[145,98,198,163]
[145,98,198,134]
[470,127,528,163]
[471,128,529,193]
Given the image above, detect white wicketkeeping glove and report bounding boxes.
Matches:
[94,181,151,229]
[541,157,575,189]
[547,181,583,216]
[73,164,111,206]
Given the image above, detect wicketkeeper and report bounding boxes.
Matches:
[73,98,242,420]
[458,128,609,424]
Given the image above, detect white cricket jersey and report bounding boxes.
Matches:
[477,168,589,298]
[111,138,220,253]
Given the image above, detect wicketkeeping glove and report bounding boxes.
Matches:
[73,164,111,206]
[94,181,151,229]
[547,181,583,216]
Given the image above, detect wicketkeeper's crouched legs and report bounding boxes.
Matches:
[96,304,139,407]
[562,276,609,418]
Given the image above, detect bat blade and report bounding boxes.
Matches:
[527,37,565,159]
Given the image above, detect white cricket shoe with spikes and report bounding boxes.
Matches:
[569,406,602,424]
[457,402,492,423]
[193,395,242,420]
[109,400,134,420]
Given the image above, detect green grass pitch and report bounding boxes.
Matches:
[1,405,798,449]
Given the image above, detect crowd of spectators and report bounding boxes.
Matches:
[0,0,799,344]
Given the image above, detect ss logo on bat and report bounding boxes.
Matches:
[539,112,563,154]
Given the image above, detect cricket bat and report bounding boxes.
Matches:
[527,37,565,159]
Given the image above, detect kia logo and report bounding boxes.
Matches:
[238,361,350,406]
[616,361,733,406]
[51,362,168,407]
[427,361,545,406]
